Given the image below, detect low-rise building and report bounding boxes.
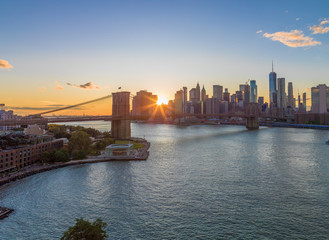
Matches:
[0,139,63,174]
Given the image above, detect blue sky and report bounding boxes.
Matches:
[1,0,328,114]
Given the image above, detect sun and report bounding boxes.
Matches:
[157,96,168,105]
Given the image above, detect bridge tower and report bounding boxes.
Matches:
[246,103,259,130]
[111,92,131,139]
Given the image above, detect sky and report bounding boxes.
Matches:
[1,0,329,115]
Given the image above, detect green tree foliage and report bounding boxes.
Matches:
[40,149,70,163]
[61,218,108,240]
[48,124,71,139]
[72,149,88,160]
[68,131,92,154]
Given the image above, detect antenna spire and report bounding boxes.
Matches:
[272,60,274,72]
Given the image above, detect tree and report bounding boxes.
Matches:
[54,150,69,162]
[61,218,108,240]
[68,131,92,154]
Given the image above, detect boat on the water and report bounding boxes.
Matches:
[326,140,329,145]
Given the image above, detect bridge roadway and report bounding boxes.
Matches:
[0,113,287,127]
[0,116,117,126]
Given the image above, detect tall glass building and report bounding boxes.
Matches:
[269,63,277,108]
[250,80,257,103]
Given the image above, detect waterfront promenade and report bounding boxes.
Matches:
[0,140,150,187]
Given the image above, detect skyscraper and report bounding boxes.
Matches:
[277,78,286,109]
[287,82,294,109]
[196,82,201,101]
[250,80,257,103]
[183,87,187,113]
[311,84,329,113]
[174,90,184,114]
[223,88,230,102]
[269,62,277,108]
[303,92,307,109]
[201,85,207,102]
[243,85,250,106]
[213,85,223,100]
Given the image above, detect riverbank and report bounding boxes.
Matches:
[0,139,150,187]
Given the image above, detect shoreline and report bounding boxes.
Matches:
[0,139,150,188]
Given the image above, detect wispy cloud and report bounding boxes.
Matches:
[310,18,329,34]
[55,81,63,90]
[0,59,13,69]
[66,81,100,90]
[296,18,300,21]
[256,30,263,34]
[263,30,321,48]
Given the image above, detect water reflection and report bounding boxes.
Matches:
[1,123,329,239]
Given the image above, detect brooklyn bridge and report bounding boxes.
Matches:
[0,92,284,139]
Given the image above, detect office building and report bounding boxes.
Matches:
[196,83,201,101]
[201,85,207,102]
[311,84,329,113]
[258,97,264,105]
[277,78,286,109]
[174,90,184,114]
[223,88,230,102]
[213,85,223,100]
[250,80,257,103]
[303,92,307,109]
[132,91,158,117]
[182,87,187,113]
[269,62,277,108]
[243,85,250,106]
[287,82,294,109]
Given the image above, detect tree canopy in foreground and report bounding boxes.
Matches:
[61,218,108,240]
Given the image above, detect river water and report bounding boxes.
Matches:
[1,122,329,239]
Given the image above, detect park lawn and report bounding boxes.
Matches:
[115,140,144,149]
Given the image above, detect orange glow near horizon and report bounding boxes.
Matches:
[157,96,168,105]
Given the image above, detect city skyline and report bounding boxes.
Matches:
[1,0,329,115]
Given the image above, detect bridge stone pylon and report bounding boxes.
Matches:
[246,103,259,130]
[111,92,131,139]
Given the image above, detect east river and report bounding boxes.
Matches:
[1,122,329,239]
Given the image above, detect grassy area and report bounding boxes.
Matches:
[115,140,145,149]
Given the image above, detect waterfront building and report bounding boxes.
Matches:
[287,82,294,109]
[311,84,329,113]
[277,78,286,109]
[0,139,63,173]
[223,88,230,102]
[250,80,257,103]
[269,62,277,108]
[132,91,158,117]
[213,85,223,100]
[258,97,264,105]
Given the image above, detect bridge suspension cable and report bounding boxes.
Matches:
[34,95,112,116]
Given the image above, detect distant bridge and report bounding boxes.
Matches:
[0,92,281,138]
